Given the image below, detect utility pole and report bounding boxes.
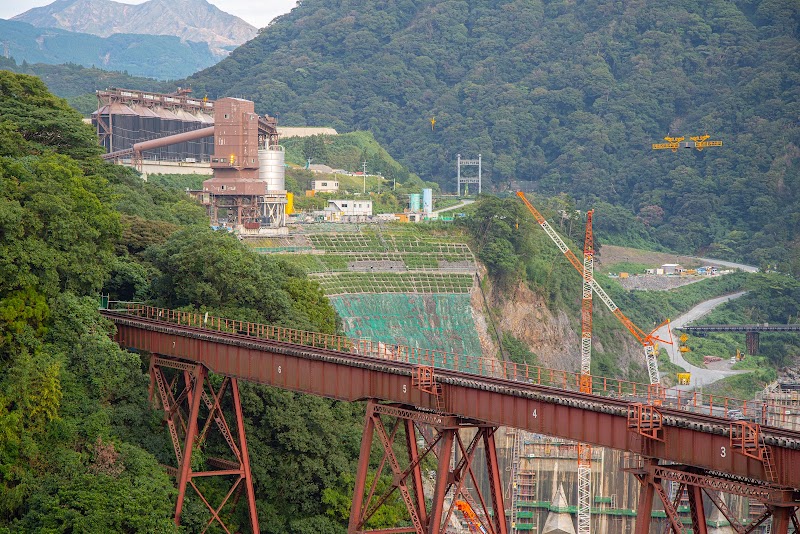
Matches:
[362,160,367,193]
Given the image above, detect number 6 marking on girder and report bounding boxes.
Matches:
[720,446,726,458]
[277,365,282,374]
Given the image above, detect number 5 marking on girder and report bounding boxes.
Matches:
[402,384,407,394]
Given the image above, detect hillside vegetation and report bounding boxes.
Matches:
[0,70,409,533]
[186,0,800,274]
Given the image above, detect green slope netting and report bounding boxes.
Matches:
[313,272,474,295]
[329,293,484,368]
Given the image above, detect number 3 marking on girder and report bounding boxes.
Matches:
[720,446,726,458]
[402,384,407,394]
[532,409,537,418]
[277,365,282,374]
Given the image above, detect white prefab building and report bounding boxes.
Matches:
[313,180,339,192]
[661,263,682,275]
[328,199,373,216]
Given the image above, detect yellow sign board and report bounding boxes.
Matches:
[677,373,691,385]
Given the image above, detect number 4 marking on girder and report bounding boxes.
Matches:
[532,409,537,418]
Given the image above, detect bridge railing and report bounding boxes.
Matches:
[106,302,798,428]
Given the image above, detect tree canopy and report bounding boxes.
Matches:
[186,0,800,274]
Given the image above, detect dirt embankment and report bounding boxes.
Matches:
[595,245,703,271]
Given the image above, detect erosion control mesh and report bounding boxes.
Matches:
[329,293,483,365]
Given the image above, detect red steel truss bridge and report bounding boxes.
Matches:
[100,304,800,534]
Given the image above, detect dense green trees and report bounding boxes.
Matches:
[0,71,184,530]
[186,0,799,274]
[0,70,391,532]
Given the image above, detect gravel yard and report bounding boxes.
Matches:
[617,274,705,291]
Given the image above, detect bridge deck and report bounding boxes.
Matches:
[102,307,800,491]
[679,324,800,333]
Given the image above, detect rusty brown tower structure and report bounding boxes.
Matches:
[202,98,284,230]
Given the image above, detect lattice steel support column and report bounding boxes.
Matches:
[687,484,707,534]
[348,400,507,534]
[150,357,259,534]
[633,459,656,534]
[231,379,259,533]
[483,429,509,534]
[175,364,205,525]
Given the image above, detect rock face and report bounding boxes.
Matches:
[12,0,258,57]
[488,279,580,370]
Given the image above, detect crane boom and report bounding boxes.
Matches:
[516,192,669,386]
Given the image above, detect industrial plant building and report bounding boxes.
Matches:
[92,87,216,161]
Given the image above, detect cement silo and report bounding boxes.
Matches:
[423,188,433,214]
[258,145,285,192]
[257,145,288,230]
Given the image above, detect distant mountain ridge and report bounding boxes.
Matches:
[11,0,257,56]
[0,18,218,80]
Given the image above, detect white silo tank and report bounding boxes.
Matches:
[422,188,433,214]
[258,145,285,192]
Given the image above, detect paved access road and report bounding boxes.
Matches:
[654,291,749,389]
[690,257,759,273]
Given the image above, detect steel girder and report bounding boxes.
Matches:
[108,316,800,489]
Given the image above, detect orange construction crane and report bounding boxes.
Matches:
[577,210,594,534]
[516,192,671,387]
[580,209,594,387]
[455,500,488,534]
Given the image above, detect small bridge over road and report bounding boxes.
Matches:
[678,324,800,355]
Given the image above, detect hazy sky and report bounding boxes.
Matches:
[0,0,298,29]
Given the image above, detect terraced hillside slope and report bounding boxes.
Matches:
[249,225,489,358]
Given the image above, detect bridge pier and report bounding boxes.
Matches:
[746,331,760,355]
[628,458,798,534]
[349,399,507,534]
[149,356,259,534]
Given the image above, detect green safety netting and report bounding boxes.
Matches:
[330,293,484,371]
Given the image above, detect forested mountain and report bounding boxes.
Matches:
[185,0,800,274]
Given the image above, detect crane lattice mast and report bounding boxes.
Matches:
[516,192,670,387]
[577,210,594,534]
